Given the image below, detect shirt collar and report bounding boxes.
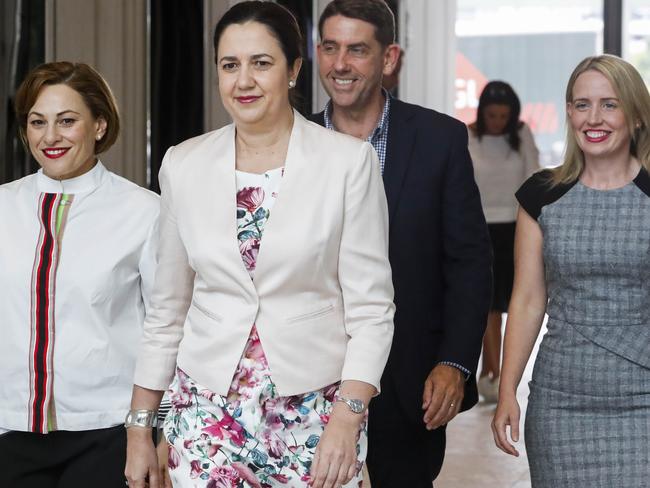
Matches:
[324,88,392,141]
[36,160,107,194]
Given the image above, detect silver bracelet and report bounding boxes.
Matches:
[124,409,158,428]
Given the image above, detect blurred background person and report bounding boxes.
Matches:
[125,2,394,488]
[0,61,159,487]
[468,80,540,403]
[493,54,650,486]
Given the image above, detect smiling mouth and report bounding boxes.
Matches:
[584,130,611,142]
[236,96,261,104]
[42,148,70,159]
[333,78,356,86]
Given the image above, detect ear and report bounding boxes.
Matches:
[95,117,108,141]
[382,44,402,76]
[289,57,303,84]
[566,102,574,118]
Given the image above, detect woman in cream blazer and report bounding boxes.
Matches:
[126,3,394,488]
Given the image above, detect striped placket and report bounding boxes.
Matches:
[27,193,73,433]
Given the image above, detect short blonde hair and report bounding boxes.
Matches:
[553,54,650,185]
[14,61,120,154]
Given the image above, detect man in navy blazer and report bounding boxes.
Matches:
[311,1,492,486]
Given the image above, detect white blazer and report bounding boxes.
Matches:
[134,112,394,396]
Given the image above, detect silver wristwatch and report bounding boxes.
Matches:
[124,409,158,428]
[336,396,366,414]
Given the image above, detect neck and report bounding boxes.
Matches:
[236,107,294,153]
[581,152,641,189]
[331,90,385,140]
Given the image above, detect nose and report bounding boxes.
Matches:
[43,123,61,145]
[236,64,255,90]
[333,50,349,73]
[587,105,603,125]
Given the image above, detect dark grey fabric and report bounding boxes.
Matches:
[524,176,650,486]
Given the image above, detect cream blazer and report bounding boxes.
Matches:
[134,112,394,396]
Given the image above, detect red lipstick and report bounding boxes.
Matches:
[236,96,261,104]
[42,148,70,159]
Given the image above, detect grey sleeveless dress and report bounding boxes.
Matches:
[516,169,650,487]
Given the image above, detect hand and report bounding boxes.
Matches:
[156,438,172,488]
[421,364,464,430]
[125,427,160,488]
[491,392,521,456]
[310,404,361,488]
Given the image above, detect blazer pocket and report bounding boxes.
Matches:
[286,304,335,324]
[191,298,222,322]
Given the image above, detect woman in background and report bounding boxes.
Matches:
[493,55,650,486]
[468,80,540,402]
[125,2,394,488]
[0,62,159,487]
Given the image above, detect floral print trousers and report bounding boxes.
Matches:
[164,326,367,488]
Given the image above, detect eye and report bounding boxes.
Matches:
[321,44,337,54]
[254,60,271,69]
[573,101,589,111]
[602,101,618,111]
[221,62,238,72]
[59,118,76,127]
[29,119,45,127]
[349,46,367,56]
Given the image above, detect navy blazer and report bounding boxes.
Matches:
[312,98,492,421]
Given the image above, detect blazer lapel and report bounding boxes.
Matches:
[250,111,306,283]
[205,125,259,292]
[383,99,417,223]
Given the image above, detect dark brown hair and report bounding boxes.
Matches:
[213,1,303,68]
[318,0,396,47]
[475,80,522,151]
[14,61,120,154]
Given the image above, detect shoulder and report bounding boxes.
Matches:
[517,122,536,141]
[104,170,160,216]
[0,173,36,202]
[392,99,467,135]
[633,167,650,197]
[298,114,372,167]
[165,126,231,168]
[515,169,575,219]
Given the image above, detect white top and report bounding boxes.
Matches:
[0,162,159,433]
[469,123,540,223]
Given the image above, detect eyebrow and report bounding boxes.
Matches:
[28,110,81,117]
[572,97,619,102]
[321,40,370,50]
[218,53,275,63]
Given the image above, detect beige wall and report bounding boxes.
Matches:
[46,0,148,185]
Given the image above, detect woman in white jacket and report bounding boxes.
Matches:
[125,3,394,488]
[0,61,159,487]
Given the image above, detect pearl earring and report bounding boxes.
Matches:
[289,80,296,88]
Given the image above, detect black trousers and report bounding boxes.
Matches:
[0,425,126,488]
[366,376,447,488]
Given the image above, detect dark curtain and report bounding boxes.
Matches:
[276,0,313,116]
[1,0,45,184]
[150,0,204,193]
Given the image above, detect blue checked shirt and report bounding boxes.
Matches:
[323,92,472,380]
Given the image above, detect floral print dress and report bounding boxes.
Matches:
[164,167,367,488]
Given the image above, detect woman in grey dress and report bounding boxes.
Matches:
[492,54,650,486]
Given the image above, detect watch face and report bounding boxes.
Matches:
[349,399,364,414]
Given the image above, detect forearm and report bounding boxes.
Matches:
[131,384,165,411]
[499,300,546,397]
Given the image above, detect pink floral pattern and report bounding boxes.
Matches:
[163,168,367,487]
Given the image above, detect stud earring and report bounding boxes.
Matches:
[289,80,296,88]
